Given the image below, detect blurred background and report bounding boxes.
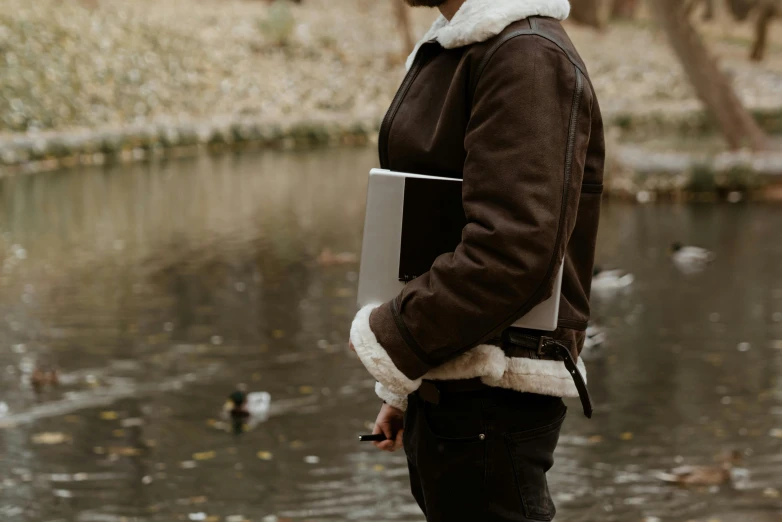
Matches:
[0,1,781,521]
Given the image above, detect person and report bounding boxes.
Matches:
[349,0,604,520]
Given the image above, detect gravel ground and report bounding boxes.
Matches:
[1,0,781,137]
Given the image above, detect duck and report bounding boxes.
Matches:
[657,463,731,486]
[31,367,59,394]
[591,266,634,297]
[222,384,271,434]
[580,323,607,361]
[670,242,715,274]
[656,450,742,486]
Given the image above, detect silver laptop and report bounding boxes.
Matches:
[357,169,563,332]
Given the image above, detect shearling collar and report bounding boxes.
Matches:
[406,0,571,69]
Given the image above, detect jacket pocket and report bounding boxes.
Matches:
[505,409,566,521]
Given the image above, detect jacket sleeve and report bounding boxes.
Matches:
[351,37,590,389]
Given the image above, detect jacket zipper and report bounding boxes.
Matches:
[539,67,583,307]
[497,67,584,333]
[540,67,583,315]
[500,67,584,332]
[378,44,432,169]
[563,69,584,212]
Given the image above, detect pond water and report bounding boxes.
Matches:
[0,148,781,522]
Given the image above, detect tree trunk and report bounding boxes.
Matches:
[750,3,778,61]
[392,1,415,55]
[702,0,716,20]
[726,0,756,20]
[651,0,770,150]
[611,0,640,20]
[569,0,609,29]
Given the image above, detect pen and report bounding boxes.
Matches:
[358,433,387,442]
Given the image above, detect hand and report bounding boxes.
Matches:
[372,403,404,452]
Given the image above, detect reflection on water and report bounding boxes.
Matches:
[1,148,782,522]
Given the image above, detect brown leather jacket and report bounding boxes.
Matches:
[350,6,604,412]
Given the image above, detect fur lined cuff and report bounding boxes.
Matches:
[351,305,422,397]
[425,344,506,381]
[375,382,408,411]
[483,355,587,398]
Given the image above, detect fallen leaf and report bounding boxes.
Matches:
[32,432,71,445]
[289,440,304,449]
[64,415,81,424]
[619,432,634,441]
[112,429,125,437]
[373,464,385,472]
[763,487,780,498]
[299,385,314,395]
[180,461,198,469]
[100,411,119,420]
[272,330,285,339]
[588,435,603,444]
[193,451,216,461]
[769,428,782,439]
[303,455,320,464]
[107,446,143,457]
[257,451,273,461]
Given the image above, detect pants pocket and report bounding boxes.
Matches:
[504,410,566,522]
[421,398,486,443]
[411,395,488,522]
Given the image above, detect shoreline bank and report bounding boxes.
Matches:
[2,108,781,201]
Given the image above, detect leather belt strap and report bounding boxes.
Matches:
[415,330,593,418]
[497,328,593,418]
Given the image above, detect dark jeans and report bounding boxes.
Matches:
[403,387,567,522]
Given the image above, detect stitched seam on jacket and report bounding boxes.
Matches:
[391,294,436,367]
[379,45,432,169]
[473,28,587,95]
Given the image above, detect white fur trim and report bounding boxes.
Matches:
[350,305,422,397]
[425,344,507,382]
[482,355,587,397]
[406,0,571,69]
[375,382,409,411]
[422,344,586,399]
[351,305,587,401]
